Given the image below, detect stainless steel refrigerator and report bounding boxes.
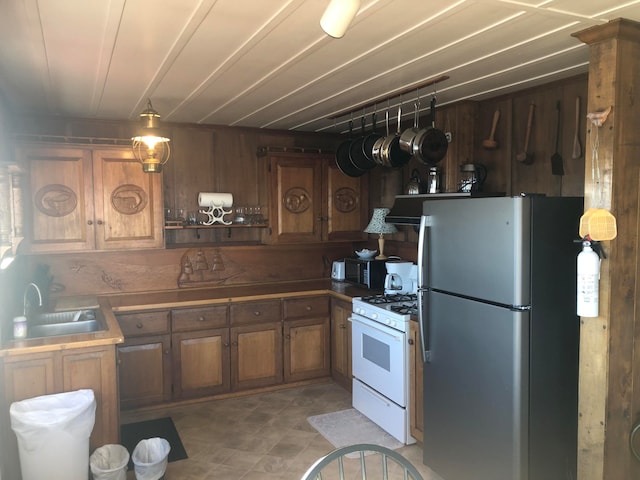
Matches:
[417,195,582,480]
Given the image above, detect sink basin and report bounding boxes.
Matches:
[27,309,105,339]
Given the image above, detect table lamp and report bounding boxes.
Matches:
[364,208,398,260]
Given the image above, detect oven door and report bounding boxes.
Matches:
[350,313,407,407]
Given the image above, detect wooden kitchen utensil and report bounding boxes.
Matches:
[551,101,564,175]
[572,96,582,159]
[516,103,535,164]
[482,110,500,149]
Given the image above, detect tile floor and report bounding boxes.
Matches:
[121,381,443,480]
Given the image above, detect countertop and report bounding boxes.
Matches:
[0,279,377,357]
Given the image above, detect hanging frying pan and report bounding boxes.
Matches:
[412,97,448,165]
[349,116,376,171]
[372,110,390,166]
[361,112,383,165]
[336,120,366,177]
[380,106,411,168]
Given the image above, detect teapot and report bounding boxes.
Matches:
[406,169,427,195]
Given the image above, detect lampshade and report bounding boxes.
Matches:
[364,208,398,235]
[132,99,171,173]
[320,0,361,38]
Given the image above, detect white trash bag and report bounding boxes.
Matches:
[132,437,171,480]
[90,444,130,480]
[10,389,96,480]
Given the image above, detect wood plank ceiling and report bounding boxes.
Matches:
[0,0,639,133]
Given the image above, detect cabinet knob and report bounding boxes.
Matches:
[223,342,229,347]
[198,316,205,322]
[408,338,414,345]
[285,334,291,340]
[164,349,170,355]
[232,341,238,346]
[136,323,143,329]
[254,311,261,316]
[97,220,104,225]
[340,323,346,329]
[87,220,93,225]
[306,306,312,311]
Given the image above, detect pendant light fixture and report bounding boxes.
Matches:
[320,0,361,38]
[132,99,171,173]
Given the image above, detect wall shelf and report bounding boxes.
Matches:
[165,222,269,239]
[165,223,268,230]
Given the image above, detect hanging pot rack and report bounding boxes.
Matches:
[327,74,450,121]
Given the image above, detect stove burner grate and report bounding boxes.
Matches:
[389,303,418,315]
[359,293,417,305]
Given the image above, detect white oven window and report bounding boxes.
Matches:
[363,334,391,371]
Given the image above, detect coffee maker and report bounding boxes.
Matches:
[384,261,417,295]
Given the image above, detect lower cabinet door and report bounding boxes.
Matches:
[231,322,283,391]
[172,328,230,399]
[118,335,172,409]
[284,317,330,383]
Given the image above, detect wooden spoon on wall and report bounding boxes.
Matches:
[516,103,535,164]
[482,110,500,149]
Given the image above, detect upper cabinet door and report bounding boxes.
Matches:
[267,155,323,243]
[18,146,96,252]
[92,149,164,250]
[324,161,367,242]
[263,152,368,244]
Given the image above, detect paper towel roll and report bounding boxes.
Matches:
[198,192,233,208]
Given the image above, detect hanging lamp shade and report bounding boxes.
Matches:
[320,0,361,38]
[132,99,171,173]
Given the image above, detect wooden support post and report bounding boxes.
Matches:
[572,18,640,480]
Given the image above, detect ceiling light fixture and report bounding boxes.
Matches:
[132,99,171,173]
[320,0,361,38]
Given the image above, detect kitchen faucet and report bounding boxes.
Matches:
[23,282,43,317]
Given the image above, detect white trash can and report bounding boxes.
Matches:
[10,389,96,480]
[132,437,170,480]
[90,444,130,480]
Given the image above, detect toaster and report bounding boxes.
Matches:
[331,260,346,281]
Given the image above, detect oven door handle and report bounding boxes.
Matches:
[349,315,404,342]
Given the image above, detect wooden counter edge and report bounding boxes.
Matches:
[111,288,355,312]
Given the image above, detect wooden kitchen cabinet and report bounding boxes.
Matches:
[230,299,283,390]
[171,305,230,399]
[1,346,119,480]
[116,310,172,409]
[409,320,424,443]
[330,297,352,391]
[17,144,163,253]
[283,296,331,383]
[261,150,367,244]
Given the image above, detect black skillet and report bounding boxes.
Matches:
[336,120,367,177]
[349,117,376,171]
[361,112,383,166]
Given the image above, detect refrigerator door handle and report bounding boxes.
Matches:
[418,214,431,363]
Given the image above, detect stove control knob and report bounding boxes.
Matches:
[371,312,378,320]
[356,307,364,315]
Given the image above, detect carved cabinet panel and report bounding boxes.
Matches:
[17,144,163,253]
[262,152,367,244]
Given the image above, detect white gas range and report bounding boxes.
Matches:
[350,292,418,445]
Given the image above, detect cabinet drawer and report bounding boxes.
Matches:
[172,305,228,332]
[230,300,281,326]
[284,296,330,319]
[117,311,170,337]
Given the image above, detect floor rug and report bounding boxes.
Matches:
[120,417,188,470]
[307,408,404,457]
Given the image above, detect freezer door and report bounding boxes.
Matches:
[422,291,529,480]
[420,196,530,306]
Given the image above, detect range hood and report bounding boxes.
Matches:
[385,192,504,225]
